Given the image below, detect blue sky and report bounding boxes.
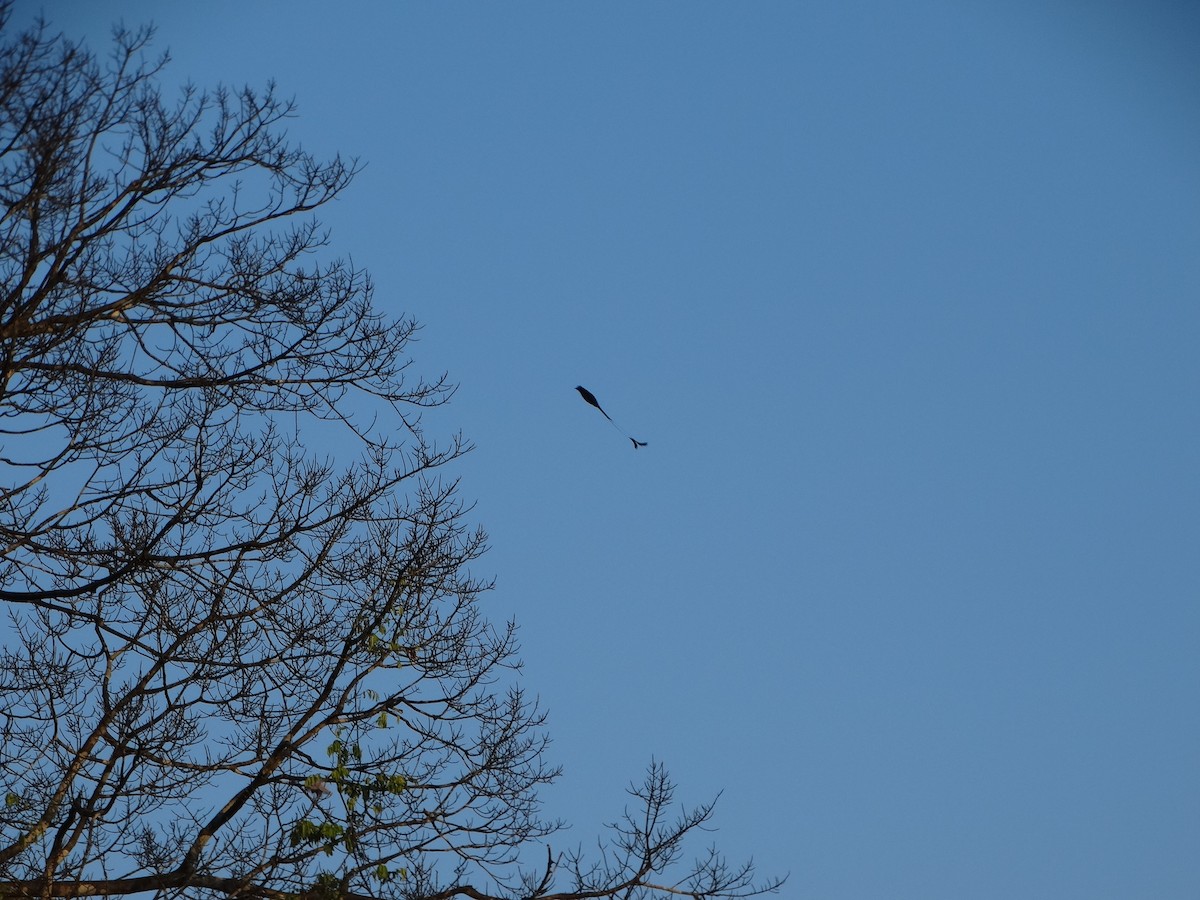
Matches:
[23,2,1200,897]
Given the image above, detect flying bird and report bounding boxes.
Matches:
[575,385,647,449]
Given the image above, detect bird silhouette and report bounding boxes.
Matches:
[575,385,647,448]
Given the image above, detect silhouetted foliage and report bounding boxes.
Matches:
[0,8,781,899]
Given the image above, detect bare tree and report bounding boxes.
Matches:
[0,9,782,900]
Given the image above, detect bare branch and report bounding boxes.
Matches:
[0,6,779,900]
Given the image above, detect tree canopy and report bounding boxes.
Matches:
[0,8,781,899]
